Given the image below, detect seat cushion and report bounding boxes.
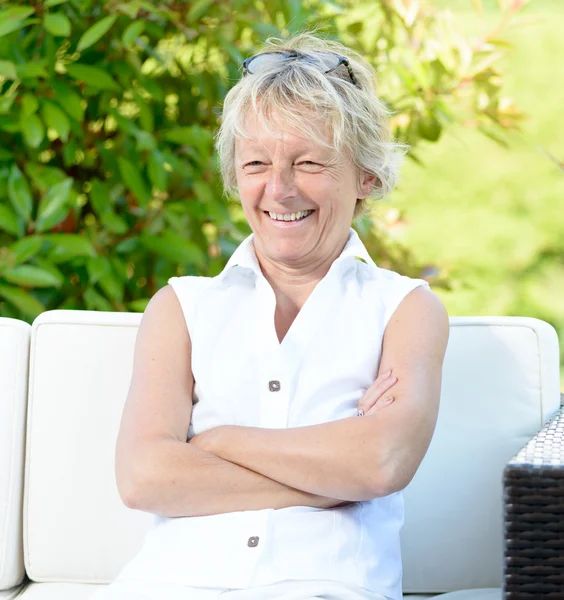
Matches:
[11,583,100,599]
[433,589,501,600]
[0,318,31,590]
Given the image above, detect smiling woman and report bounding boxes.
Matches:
[103,31,450,600]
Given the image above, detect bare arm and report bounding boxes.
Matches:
[115,284,346,517]
[190,286,449,500]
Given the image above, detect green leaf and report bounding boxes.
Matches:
[66,63,120,91]
[188,0,214,21]
[0,19,28,39]
[99,267,124,302]
[8,165,33,221]
[25,163,66,194]
[52,81,84,122]
[86,256,112,284]
[100,211,128,234]
[0,94,17,115]
[2,265,63,288]
[45,233,97,263]
[0,284,45,318]
[148,149,167,191]
[21,113,45,148]
[193,180,215,204]
[162,126,212,150]
[77,14,118,52]
[417,113,442,142]
[0,60,17,79]
[0,148,14,161]
[9,236,45,264]
[45,0,69,6]
[35,177,73,232]
[118,157,151,206]
[122,21,144,47]
[0,203,21,236]
[16,63,49,79]
[89,179,111,216]
[141,231,206,266]
[83,286,114,311]
[0,7,36,20]
[21,94,39,116]
[41,100,71,141]
[44,13,71,36]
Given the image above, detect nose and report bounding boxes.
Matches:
[265,165,297,203]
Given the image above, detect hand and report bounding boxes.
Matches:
[357,369,398,416]
[189,426,226,454]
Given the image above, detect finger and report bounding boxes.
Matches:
[365,395,394,416]
[357,373,398,414]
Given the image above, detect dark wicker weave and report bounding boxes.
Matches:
[503,395,564,600]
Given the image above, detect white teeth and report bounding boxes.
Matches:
[268,210,312,221]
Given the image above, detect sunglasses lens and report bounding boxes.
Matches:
[246,53,289,74]
[313,52,342,72]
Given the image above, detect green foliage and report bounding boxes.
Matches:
[0,0,526,319]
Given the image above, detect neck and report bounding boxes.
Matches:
[253,235,349,312]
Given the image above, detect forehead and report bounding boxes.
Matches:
[235,107,333,154]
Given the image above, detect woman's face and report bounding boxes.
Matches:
[234,109,375,271]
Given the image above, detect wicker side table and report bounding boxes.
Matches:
[503,398,564,600]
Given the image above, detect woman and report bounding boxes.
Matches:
[95,33,449,600]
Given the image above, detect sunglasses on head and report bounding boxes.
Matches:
[242,51,360,88]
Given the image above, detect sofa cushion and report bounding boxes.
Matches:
[401,317,560,593]
[24,311,152,583]
[433,589,500,600]
[0,319,31,590]
[9,583,101,599]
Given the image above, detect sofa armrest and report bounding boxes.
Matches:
[503,397,564,599]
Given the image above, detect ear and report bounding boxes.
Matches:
[357,171,379,199]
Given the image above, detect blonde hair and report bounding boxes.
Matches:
[215,32,407,217]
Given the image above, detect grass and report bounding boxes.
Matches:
[381,1,564,390]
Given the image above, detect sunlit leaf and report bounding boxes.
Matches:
[44,233,97,263]
[0,284,45,318]
[0,60,17,79]
[121,20,144,47]
[9,236,45,264]
[188,0,215,21]
[44,13,71,37]
[66,63,120,90]
[8,165,33,221]
[41,100,71,141]
[118,157,151,207]
[2,265,64,288]
[141,231,206,266]
[77,14,118,52]
[21,113,45,148]
[35,177,73,232]
[0,203,21,236]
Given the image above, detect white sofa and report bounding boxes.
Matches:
[0,310,562,599]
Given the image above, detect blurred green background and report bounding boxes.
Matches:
[0,0,562,387]
[382,0,564,389]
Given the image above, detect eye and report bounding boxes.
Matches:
[297,160,323,170]
[245,161,264,167]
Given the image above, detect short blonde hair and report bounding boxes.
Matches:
[215,32,407,217]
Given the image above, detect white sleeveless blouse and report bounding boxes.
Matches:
[116,228,430,600]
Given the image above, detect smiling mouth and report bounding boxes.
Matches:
[265,210,314,222]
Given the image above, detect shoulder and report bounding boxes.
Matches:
[385,282,450,354]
